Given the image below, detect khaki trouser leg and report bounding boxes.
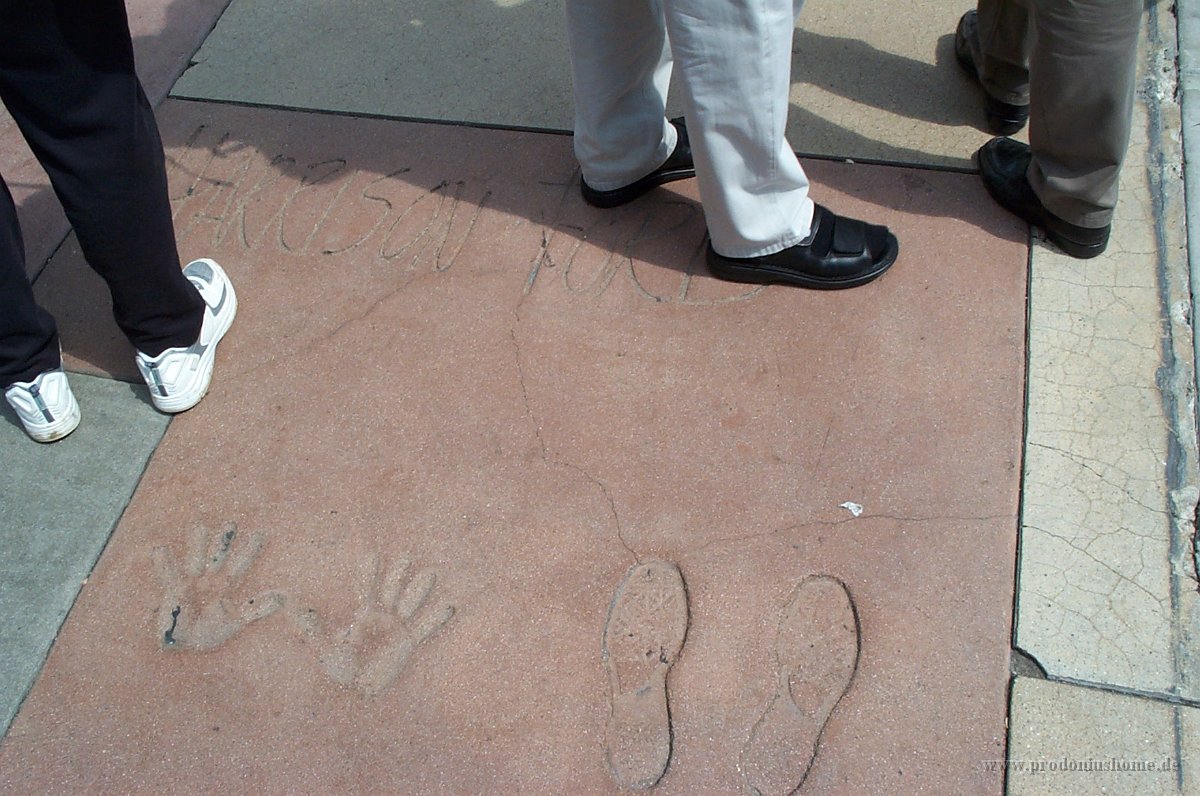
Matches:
[1025,0,1142,227]
[974,0,1032,105]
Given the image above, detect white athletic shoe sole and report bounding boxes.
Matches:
[5,367,81,443]
[135,258,237,413]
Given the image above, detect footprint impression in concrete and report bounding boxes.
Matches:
[740,575,860,795]
[151,522,285,651]
[602,560,690,790]
[291,554,454,697]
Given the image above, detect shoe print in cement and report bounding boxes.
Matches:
[740,575,860,795]
[602,560,689,790]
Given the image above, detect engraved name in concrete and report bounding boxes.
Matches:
[528,191,765,306]
[165,124,762,306]
[167,127,487,274]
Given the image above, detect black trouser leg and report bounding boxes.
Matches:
[0,178,60,387]
[0,0,202,388]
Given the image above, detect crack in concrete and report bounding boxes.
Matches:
[509,326,548,462]
[682,512,1015,557]
[1024,522,1164,607]
[1029,672,1200,711]
[507,322,636,562]
[1036,598,1140,678]
[564,463,637,562]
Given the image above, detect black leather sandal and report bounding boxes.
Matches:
[581,118,695,208]
[705,205,899,290]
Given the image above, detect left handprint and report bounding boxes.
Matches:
[151,522,285,651]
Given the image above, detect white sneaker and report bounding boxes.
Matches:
[136,258,237,413]
[5,367,81,443]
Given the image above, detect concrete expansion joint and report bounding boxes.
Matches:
[1147,5,1181,103]
[1173,485,1200,580]
[1024,670,1200,713]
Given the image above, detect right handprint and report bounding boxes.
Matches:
[290,553,455,697]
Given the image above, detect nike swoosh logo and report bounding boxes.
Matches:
[208,282,228,316]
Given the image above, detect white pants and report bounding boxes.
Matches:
[564,0,815,258]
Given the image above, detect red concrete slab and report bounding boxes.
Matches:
[7,101,1026,794]
[1,0,230,279]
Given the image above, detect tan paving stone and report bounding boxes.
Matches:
[172,0,1009,168]
[5,101,1025,793]
[790,1,1026,168]
[1015,22,1200,701]
[1008,678,1199,796]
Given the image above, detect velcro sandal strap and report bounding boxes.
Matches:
[832,216,866,255]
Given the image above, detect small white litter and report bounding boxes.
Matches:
[839,501,864,517]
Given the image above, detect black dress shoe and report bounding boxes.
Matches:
[581,118,695,208]
[976,137,1110,259]
[955,11,1029,135]
[705,205,898,289]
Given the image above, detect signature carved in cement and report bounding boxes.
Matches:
[166,125,763,306]
[526,179,765,306]
[168,128,487,275]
